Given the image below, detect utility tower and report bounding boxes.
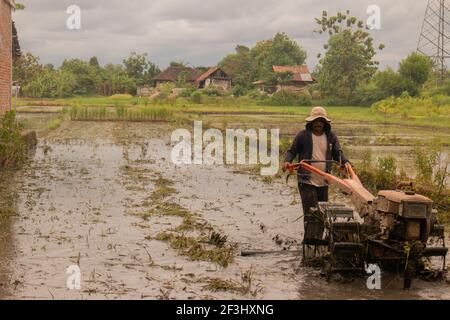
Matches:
[417,0,450,81]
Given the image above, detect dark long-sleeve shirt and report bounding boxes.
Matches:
[285,123,349,184]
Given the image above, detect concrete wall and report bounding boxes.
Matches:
[276,83,309,94]
[207,78,231,91]
[0,0,13,115]
[137,86,156,97]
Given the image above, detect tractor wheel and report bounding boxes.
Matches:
[404,260,416,289]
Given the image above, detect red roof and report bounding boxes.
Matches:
[272,65,314,82]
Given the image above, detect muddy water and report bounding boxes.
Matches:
[0,118,449,299]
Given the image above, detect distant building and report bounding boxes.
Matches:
[152,66,201,88]
[195,67,232,91]
[254,65,315,94]
[0,0,15,115]
[150,66,232,93]
[136,86,155,97]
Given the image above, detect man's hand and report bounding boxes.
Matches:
[343,160,353,168]
[339,161,352,175]
[282,162,291,172]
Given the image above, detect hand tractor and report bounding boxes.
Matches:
[285,160,448,289]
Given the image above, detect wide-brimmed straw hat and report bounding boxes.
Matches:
[305,106,331,123]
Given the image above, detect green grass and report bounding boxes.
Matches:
[68,104,174,122]
[46,117,63,130]
[16,96,450,129]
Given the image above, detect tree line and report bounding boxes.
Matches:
[13,10,443,105]
[14,52,161,98]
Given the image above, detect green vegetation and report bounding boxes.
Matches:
[314,11,384,101]
[46,115,63,130]
[127,173,235,267]
[371,93,449,119]
[16,95,450,130]
[69,104,174,122]
[122,52,160,87]
[202,268,261,296]
[355,145,449,222]
[357,153,399,191]
[412,143,449,216]
[261,90,312,106]
[0,111,27,170]
[155,232,235,267]
[12,9,449,112]
[360,53,433,105]
[219,32,307,94]
[14,52,160,98]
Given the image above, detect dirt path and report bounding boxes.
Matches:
[0,119,449,300]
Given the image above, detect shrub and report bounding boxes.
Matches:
[262,90,312,106]
[0,111,26,170]
[376,156,397,190]
[231,84,247,97]
[355,153,398,192]
[351,83,387,106]
[203,86,223,97]
[158,82,175,95]
[179,86,196,98]
[246,89,268,101]
[371,96,397,117]
[311,90,322,100]
[371,94,447,118]
[412,143,448,187]
[190,91,203,104]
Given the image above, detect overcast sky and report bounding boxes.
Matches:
[13,0,428,70]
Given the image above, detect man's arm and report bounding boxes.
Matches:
[331,133,350,166]
[282,131,304,171]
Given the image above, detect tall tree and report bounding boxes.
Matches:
[13,52,43,87]
[251,32,307,80]
[102,64,135,95]
[219,45,254,88]
[219,33,307,91]
[60,59,99,95]
[315,11,384,100]
[398,52,432,96]
[123,52,160,86]
[372,67,405,97]
[89,56,101,69]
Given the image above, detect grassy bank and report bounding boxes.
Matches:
[16,96,450,130]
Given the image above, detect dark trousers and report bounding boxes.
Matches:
[298,183,328,241]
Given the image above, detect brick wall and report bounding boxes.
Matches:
[0,0,13,115]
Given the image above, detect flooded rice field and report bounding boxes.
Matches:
[205,113,450,184]
[0,115,449,299]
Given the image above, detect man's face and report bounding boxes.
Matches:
[312,119,326,135]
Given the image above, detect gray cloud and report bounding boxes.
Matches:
[13,0,427,69]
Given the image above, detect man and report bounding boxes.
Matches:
[282,106,350,242]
